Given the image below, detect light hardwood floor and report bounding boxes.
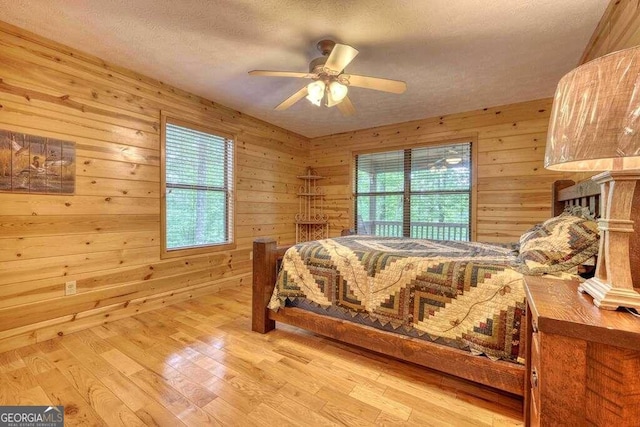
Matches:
[0,286,524,426]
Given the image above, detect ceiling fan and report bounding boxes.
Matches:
[248,40,407,116]
[429,153,464,170]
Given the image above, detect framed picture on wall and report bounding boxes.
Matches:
[0,129,75,194]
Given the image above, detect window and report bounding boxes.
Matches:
[354,142,472,240]
[161,115,234,257]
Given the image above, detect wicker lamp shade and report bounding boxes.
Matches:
[546,45,640,172]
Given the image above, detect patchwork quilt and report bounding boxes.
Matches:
[270,236,532,363]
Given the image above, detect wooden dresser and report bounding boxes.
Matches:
[524,276,640,426]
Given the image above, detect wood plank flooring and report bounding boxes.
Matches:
[0,286,524,426]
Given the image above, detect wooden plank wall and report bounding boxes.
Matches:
[0,22,309,352]
[309,98,566,244]
[580,0,640,64]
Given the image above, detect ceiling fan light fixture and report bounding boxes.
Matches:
[306,80,325,106]
[249,40,407,115]
[329,81,348,102]
[445,150,463,164]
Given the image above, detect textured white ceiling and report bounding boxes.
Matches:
[0,0,608,138]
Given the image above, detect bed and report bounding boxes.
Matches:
[251,178,615,397]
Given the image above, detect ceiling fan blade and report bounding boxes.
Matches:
[275,86,308,111]
[342,74,407,94]
[324,44,359,73]
[249,70,315,79]
[336,95,356,116]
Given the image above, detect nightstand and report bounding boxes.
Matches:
[524,276,640,426]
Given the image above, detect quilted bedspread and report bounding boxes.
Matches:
[269,236,530,363]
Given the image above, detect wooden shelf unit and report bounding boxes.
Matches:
[295,168,328,243]
[524,276,640,426]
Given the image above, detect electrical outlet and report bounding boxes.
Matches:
[65,280,77,295]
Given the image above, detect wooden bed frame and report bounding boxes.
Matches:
[251,178,609,397]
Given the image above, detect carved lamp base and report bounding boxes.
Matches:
[581,171,640,310]
[579,277,640,310]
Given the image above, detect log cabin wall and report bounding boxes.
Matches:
[0,22,309,352]
[309,98,565,244]
[580,0,640,64]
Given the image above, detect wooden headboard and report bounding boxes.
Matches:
[552,179,600,218]
[553,178,640,288]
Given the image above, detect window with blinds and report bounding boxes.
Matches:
[162,117,234,254]
[354,142,471,240]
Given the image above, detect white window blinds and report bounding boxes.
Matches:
[354,142,471,240]
[164,121,234,250]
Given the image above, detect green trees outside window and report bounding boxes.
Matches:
[354,143,471,240]
[164,121,234,251]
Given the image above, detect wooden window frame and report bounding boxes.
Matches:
[351,137,478,241]
[160,113,236,259]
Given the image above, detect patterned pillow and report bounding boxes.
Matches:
[518,223,543,246]
[515,213,600,275]
[564,205,596,220]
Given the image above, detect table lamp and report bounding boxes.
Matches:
[545,45,640,310]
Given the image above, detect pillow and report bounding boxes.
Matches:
[518,223,543,246]
[563,204,596,220]
[515,213,600,275]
